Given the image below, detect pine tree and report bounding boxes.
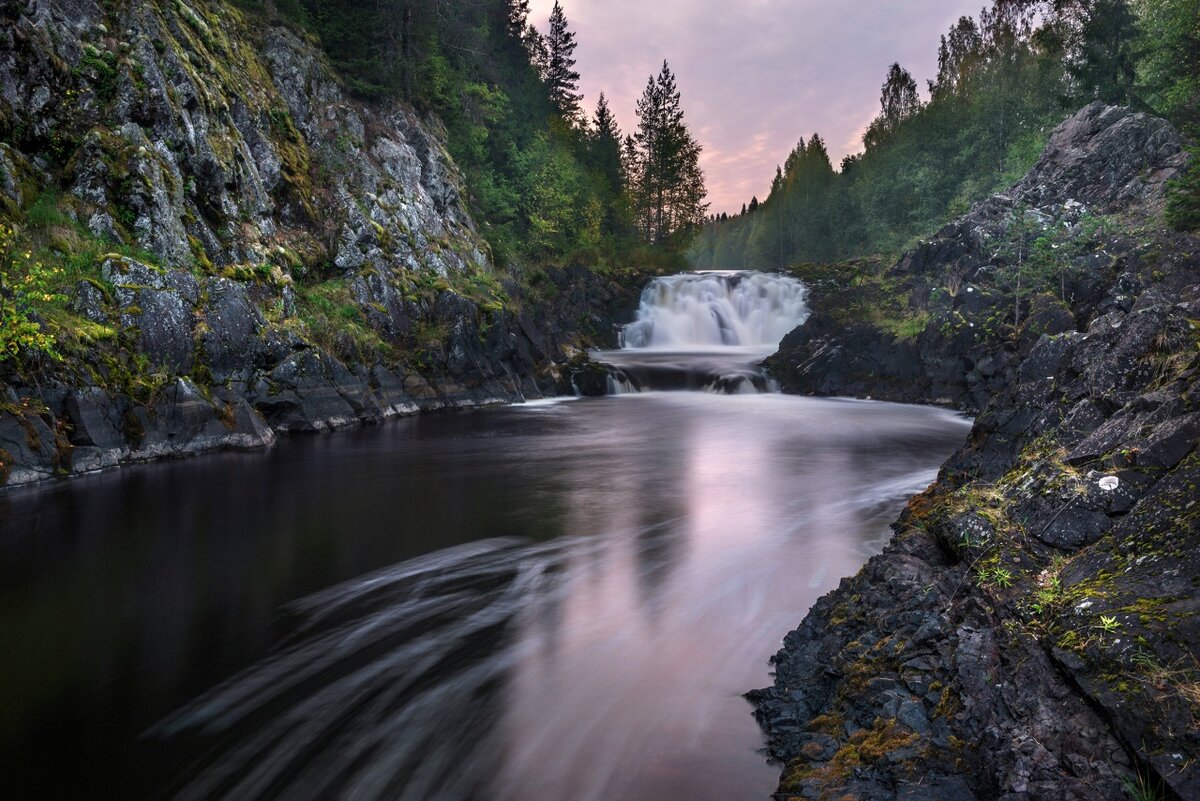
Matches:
[506,0,530,40]
[631,61,708,244]
[591,92,623,183]
[544,1,583,121]
[621,133,640,183]
[1135,0,1200,130]
[506,0,546,69]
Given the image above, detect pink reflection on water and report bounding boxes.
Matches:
[494,395,964,801]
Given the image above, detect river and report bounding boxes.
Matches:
[0,272,970,800]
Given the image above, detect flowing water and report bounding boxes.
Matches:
[0,272,970,801]
[597,271,810,394]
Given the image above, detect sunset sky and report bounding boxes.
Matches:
[530,0,985,214]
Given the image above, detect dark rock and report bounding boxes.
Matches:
[0,409,57,486]
[70,280,109,323]
[1011,102,1187,214]
[1136,413,1199,470]
[64,388,124,449]
[202,278,264,377]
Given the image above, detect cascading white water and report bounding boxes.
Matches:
[591,271,810,395]
[620,271,809,350]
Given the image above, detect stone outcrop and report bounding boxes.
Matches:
[752,105,1199,801]
[767,103,1189,414]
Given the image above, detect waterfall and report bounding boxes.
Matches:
[620,271,809,350]
[588,271,809,396]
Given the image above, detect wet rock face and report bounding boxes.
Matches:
[0,0,492,276]
[103,258,200,373]
[753,105,1199,801]
[202,278,265,377]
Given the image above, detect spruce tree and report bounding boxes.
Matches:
[1067,0,1138,104]
[545,1,583,121]
[507,0,530,40]
[591,92,623,185]
[590,92,626,236]
[507,0,546,69]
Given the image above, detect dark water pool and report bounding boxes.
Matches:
[0,393,969,800]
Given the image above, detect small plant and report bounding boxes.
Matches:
[883,311,930,342]
[944,263,967,297]
[1096,614,1121,634]
[1122,765,1169,801]
[958,529,988,550]
[1166,141,1200,232]
[978,565,1014,589]
[1028,573,1063,615]
[0,223,66,364]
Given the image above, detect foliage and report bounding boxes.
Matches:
[292,279,389,362]
[0,223,65,364]
[864,63,922,149]
[519,132,603,258]
[1131,0,1200,230]
[1065,0,1140,105]
[1133,0,1200,131]
[1166,143,1200,230]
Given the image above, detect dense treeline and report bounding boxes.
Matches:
[689,0,1200,269]
[257,0,707,267]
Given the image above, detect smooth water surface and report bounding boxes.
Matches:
[0,393,969,800]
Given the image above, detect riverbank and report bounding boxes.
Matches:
[0,258,644,489]
[751,103,1199,800]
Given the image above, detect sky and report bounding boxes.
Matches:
[529,0,985,215]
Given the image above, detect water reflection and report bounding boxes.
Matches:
[0,393,969,800]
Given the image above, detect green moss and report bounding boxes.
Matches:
[293,278,390,363]
[881,310,931,341]
[783,717,921,793]
[808,713,845,737]
[265,106,316,220]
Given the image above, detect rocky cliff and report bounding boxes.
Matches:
[769,103,1188,414]
[752,104,1199,801]
[0,0,636,488]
